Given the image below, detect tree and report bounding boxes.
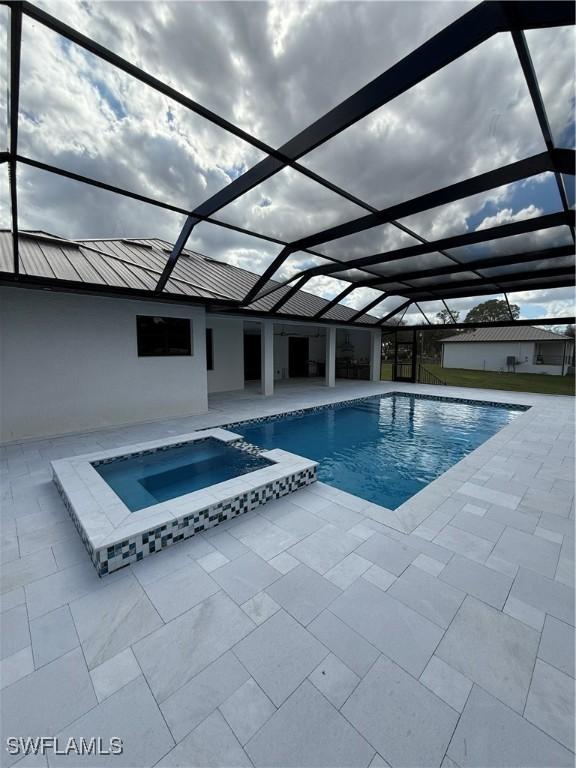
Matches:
[464,299,520,323]
[435,308,460,324]
[564,324,575,338]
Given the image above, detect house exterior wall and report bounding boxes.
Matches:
[206,317,244,393]
[0,287,208,442]
[442,340,565,375]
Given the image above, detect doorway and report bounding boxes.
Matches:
[393,330,417,382]
[244,333,261,381]
[289,337,309,378]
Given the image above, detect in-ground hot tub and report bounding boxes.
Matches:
[52,428,317,576]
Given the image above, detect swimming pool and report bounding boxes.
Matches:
[93,437,273,512]
[236,394,526,509]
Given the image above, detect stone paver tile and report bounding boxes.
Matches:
[348,522,376,541]
[491,527,560,578]
[233,609,328,706]
[459,482,521,509]
[309,652,360,709]
[0,645,34,690]
[412,553,446,576]
[450,510,505,543]
[70,574,163,669]
[266,564,341,626]
[89,647,142,702]
[434,526,494,563]
[220,678,276,745]
[439,554,513,610]
[330,578,443,677]
[387,565,465,629]
[289,490,332,513]
[538,615,574,678]
[369,755,390,767]
[161,651,249,742]
[29,605,78,668]
[133,591,253,703]
[308,610,379,678]
[268,551,299,574]
[241,591,280,625]
[436,596,539,712]
[18,519,76,557]
[288,525,360,575]
[0,586,25,614]
[524,659,574,751]
[197,550,229,572]
[211,551,279,605]
[343,655,458,768]
[324,553,371,589]
[51,534,90,570]
[1,604,30,660]
[510,567,574,625]
[51,675,174,768]
[356,533,417,576]
[263,503,325,539]
[246,680,373,768]
[143,560,219,622]
[448,685,573,768]
[314,501,365,529]
[503,596,545,631]
[362,565,396,592]
[0,649,96,768]
[538,514,575,539]
[534,525,564,544]
[208,531,249,560]
[484,505,539,533]
[130,546,194,587]
[24,560,110,620]
[157,710,250,767]
[462,503,486,517]
[420,655,472,713]
[240,522,299,561]
[0,548,57,595]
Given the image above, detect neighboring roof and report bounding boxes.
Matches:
[0,231,376,325]
[442,326,573,343]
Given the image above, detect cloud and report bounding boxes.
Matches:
[475,204,542,231]
[0,0,571,322]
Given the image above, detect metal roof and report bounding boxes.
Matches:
[1,1,574,331]
[442,326,573,343]
[0,232,373,325]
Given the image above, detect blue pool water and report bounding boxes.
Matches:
[237,394,526,509]
[94,438,272,512]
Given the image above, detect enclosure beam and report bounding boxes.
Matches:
[313,284,357,319]
[370,328,382,382]
[377,300,412,326]
[260,320,275,396]
[291,152,563,252]
[268,275,311,314]
[326,327,336,387]
[360,244,574,287]
[8,4,22,277]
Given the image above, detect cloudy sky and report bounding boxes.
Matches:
[0,0,574,323]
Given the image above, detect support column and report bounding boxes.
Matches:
[370,328,382,382]
[326,326,336,387]
[261,320,274,396]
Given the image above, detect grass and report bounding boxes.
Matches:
[380,362,575,396]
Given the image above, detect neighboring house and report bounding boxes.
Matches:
[0,232,383,442]
[441,326,575,376]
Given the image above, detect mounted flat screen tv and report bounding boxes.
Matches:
[136,315,192,357]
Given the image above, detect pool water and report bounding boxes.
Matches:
[237,394,525,509]
[94,438,272,512]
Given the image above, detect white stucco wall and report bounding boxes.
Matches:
[206,317,244,393]
[442,340,565,375]
[0,287,209,442]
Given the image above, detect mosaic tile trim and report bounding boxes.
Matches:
[224,390,530,431]
[96,466,316,575]
[52,429,317,577]
[92,435,215,467]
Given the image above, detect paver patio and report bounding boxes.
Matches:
[1,380,574,767]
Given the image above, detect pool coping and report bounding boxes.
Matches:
[51,427,317,575]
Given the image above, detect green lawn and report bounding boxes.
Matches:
[380,362,575,396]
